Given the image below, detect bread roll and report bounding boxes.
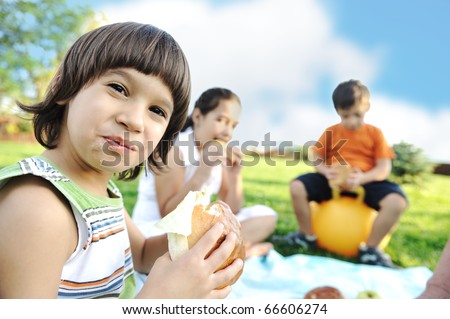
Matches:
[188,202,245,288]
[304,286,345,299]
[156,191,245,288]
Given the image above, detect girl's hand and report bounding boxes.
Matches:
[138,223,244,299]
[224,145,242,174]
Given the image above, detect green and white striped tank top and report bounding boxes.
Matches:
[0,156,135,298]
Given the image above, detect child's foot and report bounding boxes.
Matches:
[244,242,274,258]
[358,245,398,268]
[272,232,317,250]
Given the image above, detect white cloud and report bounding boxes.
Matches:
[100,0,448,163]
[102,0,378,95]
[367,97,450,163]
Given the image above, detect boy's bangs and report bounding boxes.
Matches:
[63,23,190,110]
[94,24,189,106]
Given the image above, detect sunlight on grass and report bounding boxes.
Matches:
[240,157,449,270]
[0,141,44,166]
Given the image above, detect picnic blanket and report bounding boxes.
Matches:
[227,249,433,299]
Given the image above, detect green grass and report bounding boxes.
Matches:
[97,158,450,271]
[238,158,449,271]
[0,141,44,164]
[1,141,448,271]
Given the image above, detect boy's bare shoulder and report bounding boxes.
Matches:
[1,174,67,203]
[0,174,77,298]
[0,174,76,233]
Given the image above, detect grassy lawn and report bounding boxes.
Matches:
[1,141,448,271]
[239,157,449,271]
[0,141,45,165]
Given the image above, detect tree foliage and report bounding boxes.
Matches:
[0,0,97,110]
[390,141,435,185]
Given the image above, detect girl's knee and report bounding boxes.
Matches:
[266,216,277,234]
[259,214,277,232]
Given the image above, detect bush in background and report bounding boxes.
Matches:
[390,141,435,184]
[0,114,34,142]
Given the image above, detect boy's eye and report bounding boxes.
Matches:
[149,106,167,118]
[108,83,127,95]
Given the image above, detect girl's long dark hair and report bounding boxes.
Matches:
[182,87,240,131]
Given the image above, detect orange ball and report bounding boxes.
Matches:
[311,188,390,257]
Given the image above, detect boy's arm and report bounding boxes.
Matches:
[358,158,391,184]
[0,175,77,298]
[417,238,450,298]
[309,150,339,182]
[344,158,391,190]
[127,213,244,298]
[125,212,168,274]
[355,127,394,185]
[311,152,391,189]
[136,223,243,299]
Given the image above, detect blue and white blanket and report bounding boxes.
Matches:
[228,250,432,299]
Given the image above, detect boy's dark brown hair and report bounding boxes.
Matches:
[332,79,370,111]
[18,22,191,180]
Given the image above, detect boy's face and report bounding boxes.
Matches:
[61,68,174,173]
[336,101,370,131]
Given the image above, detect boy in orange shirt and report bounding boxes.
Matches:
[274,79,408,267]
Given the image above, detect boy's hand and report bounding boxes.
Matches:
[326,166,348,189]
[138,223,244,299]
[324,166,339,185]
[343,167,364,191]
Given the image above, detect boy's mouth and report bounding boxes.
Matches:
[104,136,138,151]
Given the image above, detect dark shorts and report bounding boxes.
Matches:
[295,173,408,211]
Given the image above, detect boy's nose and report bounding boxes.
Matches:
[116,106,144,133]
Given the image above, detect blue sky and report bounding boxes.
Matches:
[78,0,449,162]
[325,0,450,110]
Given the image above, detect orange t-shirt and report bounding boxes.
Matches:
[312,123,394,172]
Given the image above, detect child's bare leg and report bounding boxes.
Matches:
[366,193,407,247]
[240,215,276,258]
[244,242,274,258]
[290,180,313,235]
[240,215,276,244]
